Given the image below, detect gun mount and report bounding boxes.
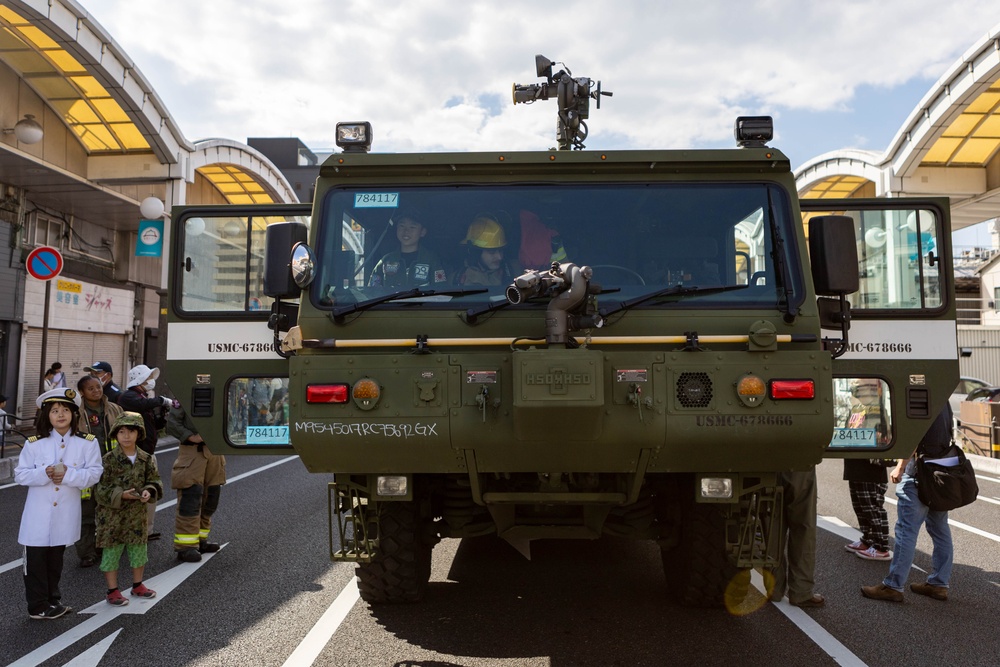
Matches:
[512,54,612,151]
[506,262,603,344]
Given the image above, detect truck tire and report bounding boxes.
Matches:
[661,500,749,608]
[356,500,432,604]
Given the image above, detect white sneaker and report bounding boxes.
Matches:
[856,545,892,561]
[844,540,868,553]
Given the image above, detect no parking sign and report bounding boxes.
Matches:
[26,246,63,281]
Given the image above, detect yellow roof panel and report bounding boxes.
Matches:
[47,50,86,75]
[90,97,131,123]
[973,115,1000,137]
[951,137,1000,164]
[73,123,120,151]
[64,99,101,124]
[923,137,962,163]
[15,25,58,50]
[2,48,54,74]
[109,123,150,150]
[942,113,982,137]
[29,76,79,98]
[966,91,1000,114]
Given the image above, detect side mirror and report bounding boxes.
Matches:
[263,222,309,298]
[808,215,859,296]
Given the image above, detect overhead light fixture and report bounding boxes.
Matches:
[2,114,44,145]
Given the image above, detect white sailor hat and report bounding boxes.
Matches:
[36,387,82,409]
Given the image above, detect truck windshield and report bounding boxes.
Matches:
[311,183,802,312]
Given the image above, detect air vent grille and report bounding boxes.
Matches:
[676,372,713,408]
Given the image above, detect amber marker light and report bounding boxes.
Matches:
[737,375,766,397]
[770,379,815,400]
[306,383,350,403]
[352,378,381,410]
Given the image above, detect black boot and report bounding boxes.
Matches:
[176,548,202,563]
[199,540,220,553]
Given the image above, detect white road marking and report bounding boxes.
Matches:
[751,570,868,666]
[975,473,1000,485]
[61,629,121,667]
[281,578,360,667]
[7,549,224,667]
[0,456,299,576]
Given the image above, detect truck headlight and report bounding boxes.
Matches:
[376,475,408,497]
[700,477,733,499]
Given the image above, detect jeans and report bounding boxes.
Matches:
[883,474,953,591]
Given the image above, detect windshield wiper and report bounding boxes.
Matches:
[598,283,750,319]
[332,287,487,322]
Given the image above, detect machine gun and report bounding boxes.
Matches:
[512,55,612,150]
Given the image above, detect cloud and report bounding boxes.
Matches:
[81,0,1000,154]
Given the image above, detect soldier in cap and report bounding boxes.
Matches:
[85,361,122,404]
[15,388,103,619]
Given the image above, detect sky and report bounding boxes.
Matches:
[78,0,1000,248]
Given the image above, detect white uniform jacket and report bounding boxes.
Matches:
[15,431,103,546]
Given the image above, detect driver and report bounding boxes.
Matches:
[369,208,447,288]
[456,214,518,286]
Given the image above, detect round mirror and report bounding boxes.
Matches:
[290,242,315,288]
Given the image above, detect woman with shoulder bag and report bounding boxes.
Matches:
[862,404,955,603]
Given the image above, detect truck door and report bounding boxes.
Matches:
[166,204,311,455]
[800,198,959,459]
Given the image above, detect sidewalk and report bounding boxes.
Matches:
[0,435,180,483]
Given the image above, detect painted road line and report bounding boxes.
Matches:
[0,456,299,579]
[281,577,360,667]
[8,548,224,667]
[750,569,867,667]
[61,630,122,667]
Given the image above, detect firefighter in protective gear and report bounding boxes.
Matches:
[165,401,225,563]
[456,213,518,286]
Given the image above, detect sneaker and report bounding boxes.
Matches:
[199,540,221,553]
[861,583,903,602]
[856,546,892,561]
[130,583,157,599]
[176,548,202,563]
[28,604,70,620]
[910,582,948,601]
[106,590,129,607]
[844,540,868,553]
[147,533,161,541]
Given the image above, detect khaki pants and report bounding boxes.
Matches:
[769,469,818,604]
[172,444,226,551]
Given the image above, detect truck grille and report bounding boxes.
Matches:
[675,372,713,408]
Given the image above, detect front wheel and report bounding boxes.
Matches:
[660,500,749,608]
[356,500,433,604]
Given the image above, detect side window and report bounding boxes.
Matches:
[855,209,940,310]
[178,213,309,314]
[225,377,290,447]
[830,377,893,450]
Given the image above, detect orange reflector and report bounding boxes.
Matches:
[353,378,380,401]
[306,384,350,403]
[770,379,815,400]
[737,375,766,396]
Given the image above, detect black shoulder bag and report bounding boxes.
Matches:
[915,444,979,511]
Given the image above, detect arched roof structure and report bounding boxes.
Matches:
[0,0,295,229]
[797,22,1000,231]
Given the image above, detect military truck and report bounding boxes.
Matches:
[166,110,958,608]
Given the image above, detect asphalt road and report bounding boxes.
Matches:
[1,448,999,667]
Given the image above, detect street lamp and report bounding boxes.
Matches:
[2,114,44,144]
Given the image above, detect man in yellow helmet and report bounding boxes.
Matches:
[457,214,519,286]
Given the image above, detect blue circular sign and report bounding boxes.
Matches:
[26,246,63,281]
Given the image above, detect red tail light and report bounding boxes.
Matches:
[770,379,815,400]
[306,383,350,403]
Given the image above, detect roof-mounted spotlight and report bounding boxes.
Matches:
[336,121,373,153]
[734,116,773,148]
[2,114,44,145]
